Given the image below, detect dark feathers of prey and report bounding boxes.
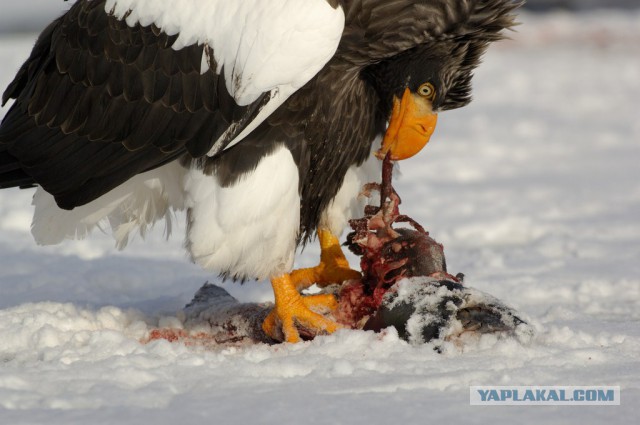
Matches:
[0,0,521,244]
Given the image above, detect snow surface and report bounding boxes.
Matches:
[1,9,640,425]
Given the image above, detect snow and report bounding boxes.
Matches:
[1,8,640,425]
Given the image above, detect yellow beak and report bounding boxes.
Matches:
[375,88,438,161]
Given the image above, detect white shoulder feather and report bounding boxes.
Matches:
[105,0,345,152]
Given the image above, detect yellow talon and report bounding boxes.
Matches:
[289,228,362,290]
[262,228,358,343]
[262,274,340,343]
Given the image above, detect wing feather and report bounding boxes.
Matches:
[1,0,344,208]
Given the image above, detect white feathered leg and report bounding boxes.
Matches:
[184,145,300,281]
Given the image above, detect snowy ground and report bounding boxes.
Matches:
[1,9,640,425]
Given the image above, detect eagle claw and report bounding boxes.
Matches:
[262,286,340,343]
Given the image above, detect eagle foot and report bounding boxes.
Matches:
[263,275,341,343]
[289,228,361,290]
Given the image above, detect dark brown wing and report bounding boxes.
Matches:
[0,0,268,209]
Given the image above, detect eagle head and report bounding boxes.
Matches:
[361,0,522,160]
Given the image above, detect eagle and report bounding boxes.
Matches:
[0,0,520,342]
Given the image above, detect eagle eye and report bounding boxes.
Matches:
[417,82,436,100]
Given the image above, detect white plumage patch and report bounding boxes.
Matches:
[184,145,300,280]
[31,162,186,249]
[320,141,382,236]
[106,0,345,153]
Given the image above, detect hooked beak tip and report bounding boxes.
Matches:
[376,89,439,161]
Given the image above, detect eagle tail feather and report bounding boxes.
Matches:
[30,161,187,248]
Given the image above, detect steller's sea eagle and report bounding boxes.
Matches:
[0,0,520,342]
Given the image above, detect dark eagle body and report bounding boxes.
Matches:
[0,0,520,282]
